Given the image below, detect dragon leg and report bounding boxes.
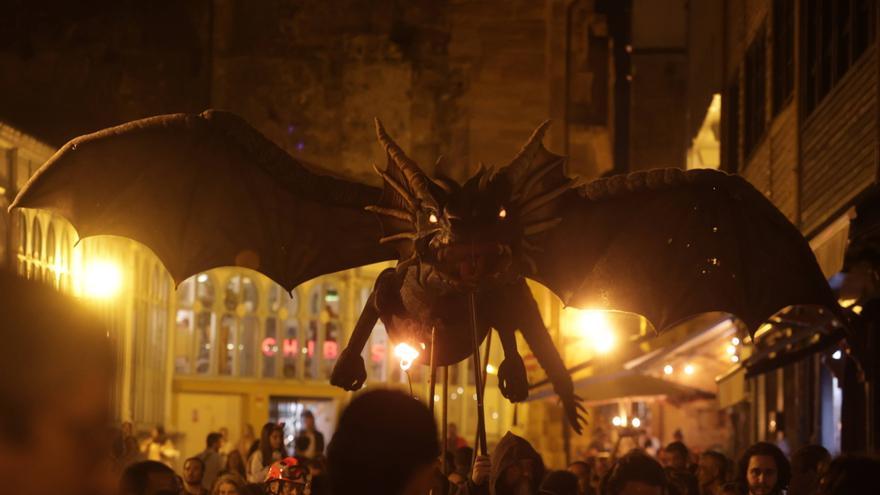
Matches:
[507,280,587,434]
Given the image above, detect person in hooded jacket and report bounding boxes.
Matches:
[456,432,547,495]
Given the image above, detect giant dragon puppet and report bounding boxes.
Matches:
[11,110,837,435]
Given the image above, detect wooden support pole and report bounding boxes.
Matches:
[469,293,488,456]
[429,326,437,413]
[442,365,449,474]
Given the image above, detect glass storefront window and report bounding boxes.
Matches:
[225,275,259,314]
[175,309,195,374]
[284,318,300,378]
[18,212,26,274]
[218,314,237,375]
[197,274,215,307]
[60,231,70,291]
[177,277,195,308]
[240,315,258,376]
[263,317,278,378]
[195,310,216,374]
[31,217,41,280]
[46,225,56,287]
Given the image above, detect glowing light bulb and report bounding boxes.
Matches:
[83,260,122,299]
[663,364,674,375]
[576,310,616,354]
[726,345,737,355]
[393,342,420,371]
[832,350,842,360]
[631,417,641,428]
[684,364,695,375]
[612,416,622,426]
[731,337,741,346]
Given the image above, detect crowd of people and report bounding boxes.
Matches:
[3,270,880,495]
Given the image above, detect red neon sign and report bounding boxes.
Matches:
[262,337,339,359]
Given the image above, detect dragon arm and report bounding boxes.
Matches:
[330,287,379,391]
[492,280,586,433]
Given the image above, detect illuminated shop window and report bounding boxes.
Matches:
[218,314,237,375]
[281,289,300,378]
[262,285,301,379]
[17,212,26,274]
[195,274,216,375]
[30,217,41,280]
[175,278,196,374]
[263,315,279,378]
[307,283,341,380]
[60,230,71,291]
[46,225,56,288]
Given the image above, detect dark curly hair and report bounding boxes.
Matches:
[601,450,668,495]
[737,442,790,493]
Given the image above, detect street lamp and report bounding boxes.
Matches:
[82,259,122,299]
[576,310,616,354]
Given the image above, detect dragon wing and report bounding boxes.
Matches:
[11,110,396,290]
[517,165,836,335]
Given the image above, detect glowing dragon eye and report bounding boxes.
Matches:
[428,213,438,224]
[498,208,507,219]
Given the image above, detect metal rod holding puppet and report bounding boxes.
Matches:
[469,293,488,456]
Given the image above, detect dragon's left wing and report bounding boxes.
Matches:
[11,110,396,290]
[525,168,837,334]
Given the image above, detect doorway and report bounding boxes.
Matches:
[268,396,336,456]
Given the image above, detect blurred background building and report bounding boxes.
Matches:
[2,0,879,467]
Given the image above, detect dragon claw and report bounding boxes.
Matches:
[330,347,367,391]
[497,356,530,402]
[559,392,588,435]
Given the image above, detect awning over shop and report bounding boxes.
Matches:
[715,365,746,408]
[741,326,844,378]
[528,370,715,405]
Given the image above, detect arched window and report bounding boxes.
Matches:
[46,225,56,287]
[30,217,42,280]
[60,230,71,291]
[282,289,300,378]
[17,212,27,275]
[218,314,236,376]
[222,274,259,376]
[307,282,342,380]
[194,274,216,374]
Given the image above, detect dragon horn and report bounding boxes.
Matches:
[374,118,433,201]
[503,121,552,187]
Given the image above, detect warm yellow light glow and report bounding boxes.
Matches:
[486,364,497,375]
[852,305,863,315]
[631,417,641,428]
[393,342,420,371]
[82,260,122,299]
[663,364,674,375]
[731,337,741,346]
[576,310,616,354]
[726,345,737,355]
[197,273,209,283]
[612,416,623,427]
[684,364,695,375]
[731,355,740,363]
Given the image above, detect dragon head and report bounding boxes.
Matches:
[369,119,575,290]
